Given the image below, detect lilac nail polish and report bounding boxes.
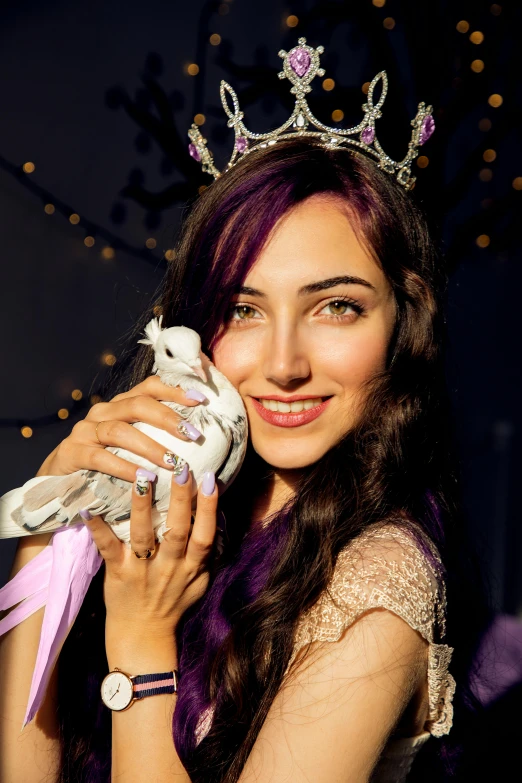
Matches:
[202,471,215,496]
[174,463,189,485]
[177,421,202,441]
[186,388,208,403]
[136,468,157,482]
[79,508,93,521]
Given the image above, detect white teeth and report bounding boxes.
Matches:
[258,397,324,413]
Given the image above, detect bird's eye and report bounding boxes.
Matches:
[165,348,173,358]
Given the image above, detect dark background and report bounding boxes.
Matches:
[0,0,520,671]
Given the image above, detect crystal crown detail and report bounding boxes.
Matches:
[187,37,435,191]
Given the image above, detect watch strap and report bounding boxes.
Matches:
[131,670,179,699]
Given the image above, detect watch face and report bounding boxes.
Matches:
[101,671,134,711]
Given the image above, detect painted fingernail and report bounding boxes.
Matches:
[202,471,215,497]
[186,388,208,403]
[177,421,202,441]
[174,463,189,485]
[79,508,93,521]
[135,467,157,496]
[163,451,187,473]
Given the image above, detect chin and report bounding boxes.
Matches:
[250,436,333,470]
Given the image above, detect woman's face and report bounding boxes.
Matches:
[211,194,397,470]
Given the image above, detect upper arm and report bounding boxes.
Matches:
[238,607,428,783]
[0,534,62,782]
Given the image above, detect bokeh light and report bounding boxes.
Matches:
[71,389,83,401]
[476,235,490,248]
[21,426,33,438]
[23,162,35,173]
[44,203,55,214]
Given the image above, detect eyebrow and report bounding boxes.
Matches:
[234,275,378,298]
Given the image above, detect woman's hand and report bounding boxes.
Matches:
[35,375,207,479]
[81,464,218,641]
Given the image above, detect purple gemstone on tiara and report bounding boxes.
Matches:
[289,48,312,78]
[419,115,435,145]
[361,127,375,145]
[235,136,248,153]
[188,142,201,162]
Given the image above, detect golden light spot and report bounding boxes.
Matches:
[490,4,502,15]
[331,109,344,122]
[476,235,490,248]
[362,81,370,95]
[145,237,157,249]
[488,93,503,107]
[478,118,492,132]
[23,161,35,173]
[483,149,496,162]
[479,168,493,182]
[194,113,206,126]
[198,185,208,195]
[58,408,69,420]
[209,34,221,46]
[90,394,102,405]
[153,305,163,316]
[101,247,115,260]
[416,156,429,168]
[286,15,299,27]
[322,78,335,91]
[383,17,395,29]
[512,177,522,191]
[69,213,80,225]
[84,236,95,247]
[471,60,484,73]
[21,426,33,438]
[71,389,83,401]
[44,203,55,215]
[102,353,117,366]
[164,249,176,261]
[456,20,470,33]
[372,0,386,6]
[469,31,484,44]
[187,63,200,76]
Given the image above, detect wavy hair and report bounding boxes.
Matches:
[56,138,487,782]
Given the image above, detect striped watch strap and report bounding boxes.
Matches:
[132,670,179,699]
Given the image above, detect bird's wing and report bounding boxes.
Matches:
[214,410,249,488]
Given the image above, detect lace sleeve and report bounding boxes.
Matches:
[284,522,456,737]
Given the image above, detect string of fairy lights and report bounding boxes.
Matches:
[5,1,519,441]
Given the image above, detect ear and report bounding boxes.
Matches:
[137,315,164,348]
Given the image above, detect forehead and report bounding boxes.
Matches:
[243,194,383,290]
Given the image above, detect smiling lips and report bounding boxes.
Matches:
[250,396,332,428]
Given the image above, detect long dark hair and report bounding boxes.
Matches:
[56,138,488,781]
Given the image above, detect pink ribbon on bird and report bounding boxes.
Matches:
[0,523,103,729]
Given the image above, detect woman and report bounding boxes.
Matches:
[0,139,484,782]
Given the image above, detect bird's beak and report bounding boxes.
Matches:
[189,363,207,383]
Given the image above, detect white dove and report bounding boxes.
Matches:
[0,316,248,729]
[0,315,248,544]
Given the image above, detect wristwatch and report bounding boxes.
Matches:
[100,667,179,711]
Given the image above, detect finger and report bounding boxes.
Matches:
[185,471,218,567]
[161,462,194,560]
[79,509,123,564]
[129,468,157,559]
[110,375,208,407]
[81,418,190,474]
[85,395,202,443]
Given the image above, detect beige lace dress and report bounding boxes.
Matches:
[195,522,456,782]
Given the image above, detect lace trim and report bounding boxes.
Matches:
[283,523,455,737]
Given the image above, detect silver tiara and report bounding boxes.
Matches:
[187,37,435,191]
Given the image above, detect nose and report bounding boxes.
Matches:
[261,322,311,387]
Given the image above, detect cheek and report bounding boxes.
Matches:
[211,332,258,389]
[313,325,390,387]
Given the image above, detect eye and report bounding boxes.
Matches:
[228,304,262,322]
[165,348,174,357]
[317,297,365,318]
